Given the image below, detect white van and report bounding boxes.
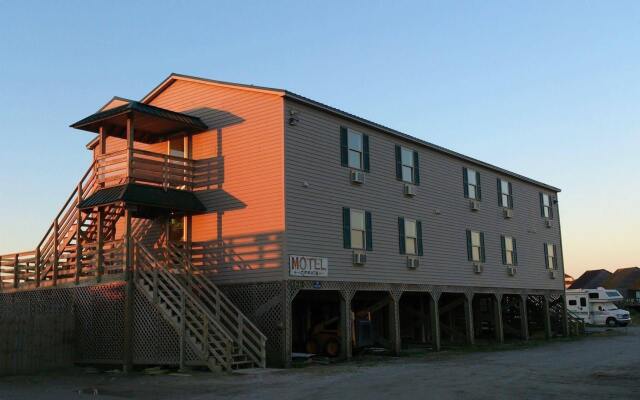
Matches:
[566,287,631,327]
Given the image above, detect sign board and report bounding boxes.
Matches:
[289,255,328,277]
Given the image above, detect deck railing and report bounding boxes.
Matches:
[95,149,221,191]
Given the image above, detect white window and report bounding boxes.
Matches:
[404,219,417,255]
[465,168,480,200]
[348,130,363,170]
[541,193,552,218]
[546,243,555,269]
[401,147,415,183]
[504,236,514,265]
[499,179,512,208]
[350,209,365,250]
[470,231,482,262]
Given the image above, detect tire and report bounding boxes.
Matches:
[606,318,617,327]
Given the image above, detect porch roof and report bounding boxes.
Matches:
[70,101,208,144]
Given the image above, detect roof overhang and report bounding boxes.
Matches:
[71,101,208,144]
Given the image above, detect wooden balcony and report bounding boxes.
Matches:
[95,149,221,191]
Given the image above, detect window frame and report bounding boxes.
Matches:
[502,235,516,265]
[541,193,553,219]
[498,178,513,209]
[347,129,364,170]
[350,209,366,250]
[404,218,418,256]
[467,230,485,263]
[464,168,481,200]
[545,243,556,270]
[400,147,415,184]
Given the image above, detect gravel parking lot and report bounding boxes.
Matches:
[1,326,639,400]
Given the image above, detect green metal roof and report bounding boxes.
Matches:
[78,184,206,213]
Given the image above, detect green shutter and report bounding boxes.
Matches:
[479,232,486,262]
[543,243,549,268]
[508,182,514,209]
[500,235,507,265]
[342,207,351,249]
[363,134,370,172]
[463,167,469,198]
[553,244,558,268]
[497,179,503,207]
[413,151,420,185]
[549,197,554,220]
[539,193,545,218]
[512,238,518,266]
[476,171,482,201]
[465,230,472,261]
[340,127,348,167]
[365,211,373,251]
[398,217,406,254]
[395,145,402,180]
[416,220,423,256]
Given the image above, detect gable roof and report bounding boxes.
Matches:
[604,267,640,290]
[569,269,613,289]
[141,73,560,191]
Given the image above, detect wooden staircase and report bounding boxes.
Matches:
[134,242,267,372]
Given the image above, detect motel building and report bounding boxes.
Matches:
[0,74,571,371]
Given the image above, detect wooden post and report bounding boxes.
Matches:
[543,295,552,340]
[340,291,353,360]
[35,247,41,287]
[13,253,19,289]
[52,220,59,286]
[179,292,186,371]
[126,116,134,183]
[561,294,570,337]
[520,294,530,341]
[99,126,106,188]
[494,294,504,344]
[389,293,401,355]
[464,293,475,345]
[96,208,104,282]
[430,293,441,351]
[123,208,134,373]
[75,183,83,285]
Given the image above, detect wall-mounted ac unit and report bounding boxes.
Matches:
[353,251,367,265]
[404,183,417,197]
[470,200,480,211]
[503,208,513,219]
[406,256,419,269]
[351,170,365,184]
[549,270,557,279]
[545,219,553,228]
[507,266,516,276]
[473,263,483,274]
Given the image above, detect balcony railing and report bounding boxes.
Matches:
[95,149,221,191]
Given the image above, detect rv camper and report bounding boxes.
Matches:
[566,287,631,327]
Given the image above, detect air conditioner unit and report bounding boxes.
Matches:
[473,263,483,274]
[353,251,367,265]
[404,183,417,197]
[470,200,480,211]
[351,170,365,184]
[545,219,553,228]
[507,266,516,276]
[406,256,419,269]
[549,270,557,279]
[503,208,513,219]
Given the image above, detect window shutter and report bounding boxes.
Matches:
[362,134,370,172]
[413,151,420,185]
[476,171,482,200]
[539,193,545,217]
[465,230,472,261]
[365,211,373,251]
[508,182,514,209]
[500,235,507,265]
[480,232,486,262]
[549,197,554,219]
[497,179,503,207]
[342,207,351,249]
[463,167,469,198]
[416,220,423,256]
[340,127,348,167]
[543,243,549,268]
[512,238,518,266]
[553,244,558,268]
[398,217,406,254]
[395,145,402,180]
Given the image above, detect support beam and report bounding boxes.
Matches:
[123,208,134,373]
[561,295,569,337]
[464,293,475,345]
[126,116,135,183]
[543,295,552,340]
[430,293,441,351]
[96,208,104,282]
[389,293,401,355]
[339,291,353,360]
[493,294,504,344]
[520,294,529,341]
[75,184,83,285]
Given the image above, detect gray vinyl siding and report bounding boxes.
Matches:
[283,100,564,290]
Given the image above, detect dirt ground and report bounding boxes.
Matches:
[1,326,639,400]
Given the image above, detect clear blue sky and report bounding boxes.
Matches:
[0,1,638,277]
